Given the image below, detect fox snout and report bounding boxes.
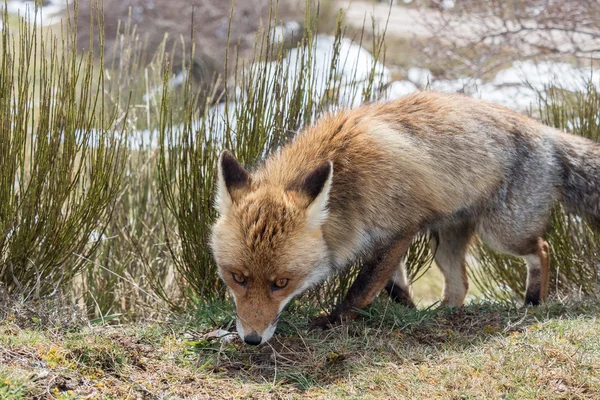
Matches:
[236,313,278,346]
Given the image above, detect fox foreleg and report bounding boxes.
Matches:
[311,232,416,328]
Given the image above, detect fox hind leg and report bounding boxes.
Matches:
[479,225,551,306]
[524,238,550,305]
[433,224,475,307]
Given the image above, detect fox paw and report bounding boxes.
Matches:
[309,310,360,330]
[309,314,341,330]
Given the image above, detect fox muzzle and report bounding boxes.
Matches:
[236,312,279,345]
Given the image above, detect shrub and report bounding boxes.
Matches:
[0,5,127,298]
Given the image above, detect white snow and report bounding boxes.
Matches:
[493,61,597,93]
[441,0,456,10]
[387,60,599,110]
[129,35,391,149]
[407,67,431,88]
[272,21,302,45]
[430,77,481,93]
[260,34,390,108]
[477,83,539,111]
[2,0,66,27]
[388,80,418,99]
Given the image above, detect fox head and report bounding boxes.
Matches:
[210,150,333,345]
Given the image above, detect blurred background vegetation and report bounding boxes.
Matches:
[0,0,598,324]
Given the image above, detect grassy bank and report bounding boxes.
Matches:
[1,299,599,399]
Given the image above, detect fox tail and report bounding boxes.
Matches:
[555,132,600,226]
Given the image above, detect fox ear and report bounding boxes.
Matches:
[216,150,251,214]
[300,161,334,227]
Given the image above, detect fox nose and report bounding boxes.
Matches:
[243,332,262,346]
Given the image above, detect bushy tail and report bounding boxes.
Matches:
[555,132,600,226]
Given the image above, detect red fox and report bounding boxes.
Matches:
[210,91,600,345]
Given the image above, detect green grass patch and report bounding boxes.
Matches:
[1,300,598,398]
[0,370,27,400]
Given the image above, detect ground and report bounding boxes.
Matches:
[1,300,599,399]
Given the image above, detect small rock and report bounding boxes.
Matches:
[204,329,236,343]
[33,369,49,380]
[205,329,231,339]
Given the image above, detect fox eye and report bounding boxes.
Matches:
[231,272,246,286]
[272,278,289,290]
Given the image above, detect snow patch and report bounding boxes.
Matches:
[265,34,390,108]
[3,0,66,27]
[388,80,418,99]
[493,61,597,93]
[272,21,302,45]
[407,67,431,88]
[387,61,599,110]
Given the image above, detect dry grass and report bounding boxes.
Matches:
[2,299,599,399]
